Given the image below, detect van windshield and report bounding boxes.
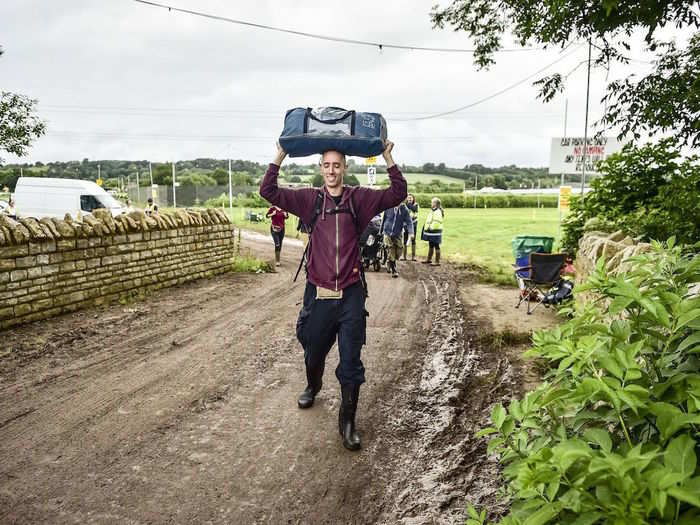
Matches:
[80,195,103,213]
[80,193,122,213]
[97,193,122,209]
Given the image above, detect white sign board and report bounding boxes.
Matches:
[549,137,625,176]
[367,166,376,186]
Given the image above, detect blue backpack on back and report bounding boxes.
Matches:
[279,107,387,158]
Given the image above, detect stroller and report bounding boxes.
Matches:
[360,215,386,272]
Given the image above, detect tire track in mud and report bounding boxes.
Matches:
[370,267,518,524]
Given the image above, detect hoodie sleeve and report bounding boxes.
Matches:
[353,165,407,231]
[259,164,317,225]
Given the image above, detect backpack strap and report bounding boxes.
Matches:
[294,190,324,283]
[347,192,369,298]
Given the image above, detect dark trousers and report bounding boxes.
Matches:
[271,227,285,249]
[296,281,367,386]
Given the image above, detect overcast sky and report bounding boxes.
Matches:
[1,0,664,168]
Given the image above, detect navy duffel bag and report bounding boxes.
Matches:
[279,107,387,158]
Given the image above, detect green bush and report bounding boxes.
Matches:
[473,240,700,524]
[413,193,558,209]
[562,140,700,252]
[204,191,268,208]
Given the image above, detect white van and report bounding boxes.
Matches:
[14,177,126,219]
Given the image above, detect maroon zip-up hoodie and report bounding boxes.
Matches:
[260,163,407,291]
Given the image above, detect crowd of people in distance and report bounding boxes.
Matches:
[266,193,444,276]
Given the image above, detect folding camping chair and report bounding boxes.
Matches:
[514,252,568,315]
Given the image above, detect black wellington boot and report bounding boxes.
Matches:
[298,367,322,409]
[339,384,361,451]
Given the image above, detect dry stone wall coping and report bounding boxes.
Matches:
[0,208,230,246]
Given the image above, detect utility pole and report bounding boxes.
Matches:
[228,158,233,216]
[564,98,568,139]
[172,161,176,208]
[473,174,477,209]
[537,178,541,208]
[580,40,592,199]
[136,171,140,202]
[98,164,101,182]
[148,162,154,202]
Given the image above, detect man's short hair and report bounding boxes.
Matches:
[319,150,347,165]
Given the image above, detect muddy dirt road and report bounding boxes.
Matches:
[0,234,531,524]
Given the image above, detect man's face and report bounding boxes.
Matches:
[320,151,346,191]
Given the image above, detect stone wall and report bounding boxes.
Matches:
[575,230,652,280]
[0,208,236,329]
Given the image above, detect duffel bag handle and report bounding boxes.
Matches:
[306,107,355,124]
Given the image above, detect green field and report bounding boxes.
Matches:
[222,206,561,284]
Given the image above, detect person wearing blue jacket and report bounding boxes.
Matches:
[382,203,414,278]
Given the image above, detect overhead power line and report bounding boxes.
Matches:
[40,104,561,121]
[393,44,585,121]
[132,0,540,54]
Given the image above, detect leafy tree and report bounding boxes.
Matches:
[561,140,700,251]
[311,173,324,188]
[177,173,217,187]
[345,174,360,186]
[431,1,700,146]
[0,47,46,165]
[151,163,172,185]
[211,168,229,185]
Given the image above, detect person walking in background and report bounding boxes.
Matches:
[4,199,17,220]
[381,202,413,278]
[145,197,158,216]
[402,194,418,261]
[421,197,444,266]
[266,205,288,267]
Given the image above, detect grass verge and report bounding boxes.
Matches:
[232,253,273,273]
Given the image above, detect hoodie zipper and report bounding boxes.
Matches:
[335,208,339,291]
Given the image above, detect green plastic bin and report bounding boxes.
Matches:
[511,235,554,259]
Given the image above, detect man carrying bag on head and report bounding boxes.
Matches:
[260,140,406,451]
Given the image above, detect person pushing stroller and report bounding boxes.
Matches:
[381,203,414,278]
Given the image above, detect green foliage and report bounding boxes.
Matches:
[0,48,45,165]
[603,33,700,149]
[177,172,217,187]
[311,173,324,187]
[414,193,558,209]
[474,241,700,524]
[204,191,268,209]
[561,141,700,252]
[430,1,700,147]
[231,253,273,273]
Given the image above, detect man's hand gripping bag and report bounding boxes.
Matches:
[279,107,387,158]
